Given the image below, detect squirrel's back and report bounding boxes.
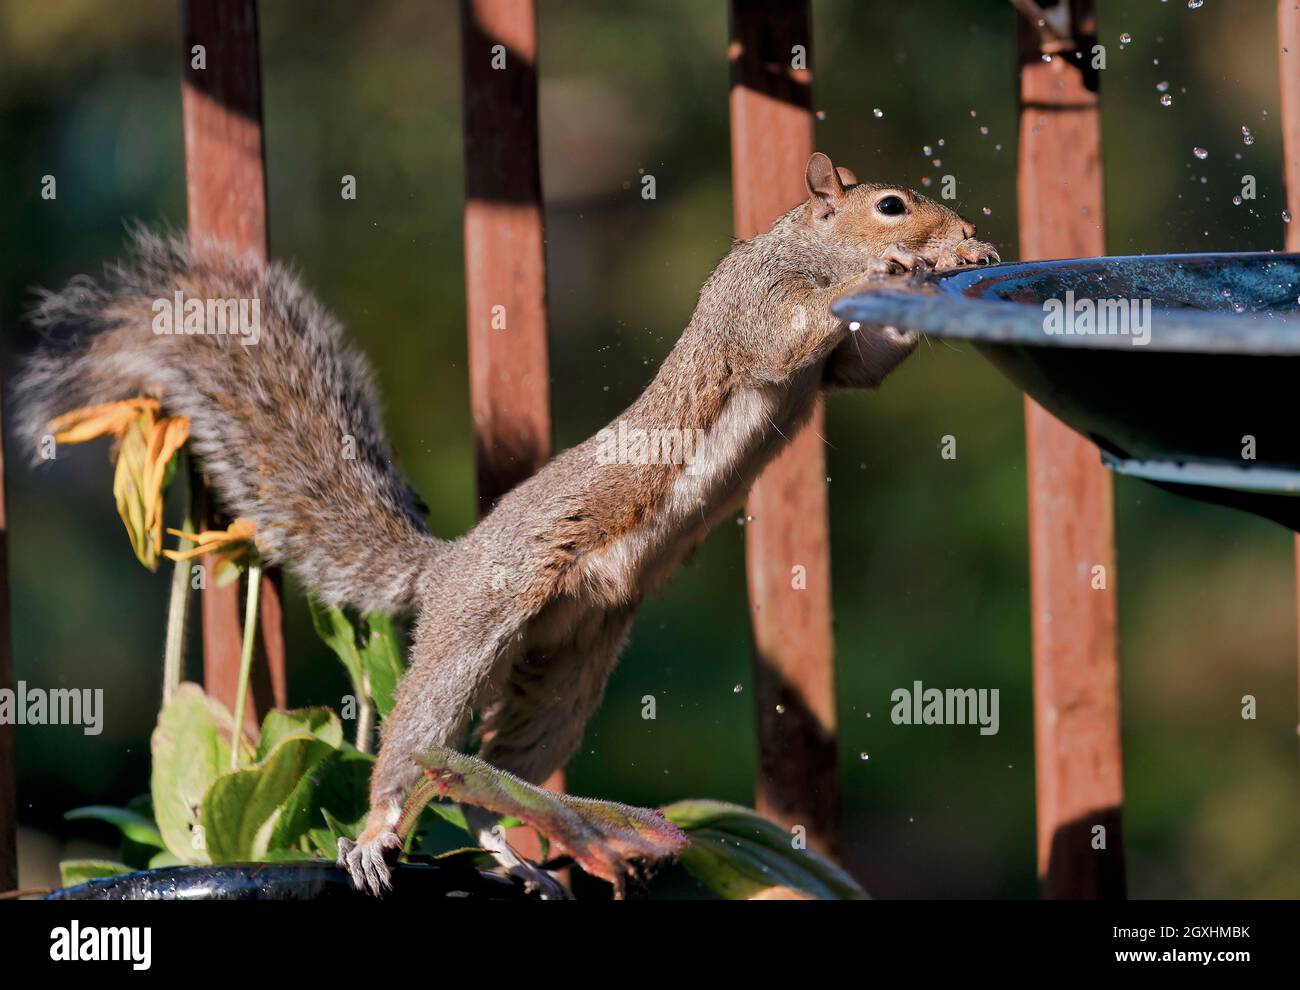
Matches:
[14,229,441,613]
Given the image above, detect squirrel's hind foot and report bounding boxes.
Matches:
[338,830,402,896]
[504,858,571,900]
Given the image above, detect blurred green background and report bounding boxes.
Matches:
[1,0,1296,897]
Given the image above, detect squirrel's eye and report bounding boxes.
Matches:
[875,195,907,217]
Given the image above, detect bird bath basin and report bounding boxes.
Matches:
[832,252,1300,530]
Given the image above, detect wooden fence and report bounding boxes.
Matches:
[1,0,1296,898]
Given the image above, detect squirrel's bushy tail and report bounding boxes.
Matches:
[13,228,442,614]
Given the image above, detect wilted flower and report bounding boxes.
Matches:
[48,398,190,570]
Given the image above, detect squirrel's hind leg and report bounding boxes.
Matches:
[339,588,529,895]
[461,606,634,894]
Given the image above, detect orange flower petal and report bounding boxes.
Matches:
[49,398,160,445]
[163,517,257,563]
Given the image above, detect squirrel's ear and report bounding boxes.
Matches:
[806,152,846,218]
[835,166,859,186]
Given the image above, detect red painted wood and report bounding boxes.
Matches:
[460,0,560,850]
[729,0,839,855]
[181,0,285,732]
[461,0,552,517]
[1017,1,1125,899]
[0,385,16,891]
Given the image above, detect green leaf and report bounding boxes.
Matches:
[65,805,163,848]
[424,801,469,831]
[662,800,868,900]
[256,707,343,762]
[359,614,403,718]
[268,745,372,855]
[308,600,404,719]
[201,730,339,862]
[147,850,183,869]
[308,598,365,692]
[59,859,134,887]
[151,682,243,864]
[308,806,359,858]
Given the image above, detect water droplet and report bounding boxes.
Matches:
[733,684,744,694]
[1041,53,1052,63]
[938,138,946,147]
[1193,147,1208,160]
[981,206,992,216]
[931,159,942,168]
[1233,195,1243,205]
[1242,125,1255,146]
[774,704,786,715]
[1160,94,1173,107]
[848,320,861,331]
[1232,302,1245,313]
[1188,0,1203,8]
[1285,210,1293,224]
[1120,32,1132,44]
[872,108,884,118]
[979,125,989,136]
[815,109,827,121]
[1156,80,1169,92]
[859,752,870,761]
[922,144,933,155]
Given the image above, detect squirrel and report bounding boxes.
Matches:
[14,152,997,897]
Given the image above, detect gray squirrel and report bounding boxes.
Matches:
[15,152,997,897]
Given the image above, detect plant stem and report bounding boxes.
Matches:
[355,681,374,755]
[161,454,198,705]
[229,558,262,770]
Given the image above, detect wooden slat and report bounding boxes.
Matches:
[1016,1,1125,899]
[0,385,16,891]
[1276,0,1300,719]
[729,0,839,856]
[181,0,285,731]
[460,0,558,848]
[461,0,552,516]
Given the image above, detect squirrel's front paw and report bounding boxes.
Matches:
[932,238,1000,272]
[868,243,933,275]
[338,830,403,896]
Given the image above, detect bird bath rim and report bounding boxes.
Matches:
[831,251,1300,356]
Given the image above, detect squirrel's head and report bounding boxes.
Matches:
[801,151,979,261]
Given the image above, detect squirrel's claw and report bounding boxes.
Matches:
[932,238,1000,271]
[338,831,402,896]
[869,243,932,275]
[505,859,573,900]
